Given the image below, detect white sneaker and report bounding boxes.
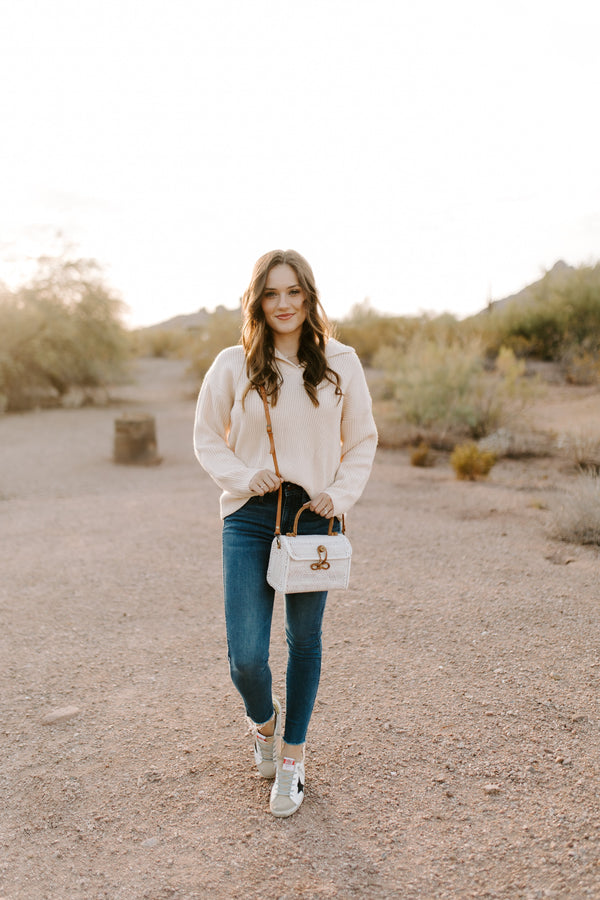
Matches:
[253,697,281,779]
[270,755,305,817]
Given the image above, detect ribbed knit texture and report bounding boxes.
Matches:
[193,339,378,519]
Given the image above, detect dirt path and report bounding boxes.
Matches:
[1,359,599,899]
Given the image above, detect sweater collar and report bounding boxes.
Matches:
[274,348,303,368]
[273,338,352,366]
[325,338,353,358]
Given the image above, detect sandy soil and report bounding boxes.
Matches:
[1,358,600,900]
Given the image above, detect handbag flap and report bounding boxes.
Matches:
[278,534,352,562]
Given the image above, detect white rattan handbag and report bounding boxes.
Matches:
[266,502,352,592]
[259,388,352,593]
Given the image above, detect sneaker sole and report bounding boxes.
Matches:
[270,794,304,817]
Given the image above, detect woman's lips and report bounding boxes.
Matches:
[276,314,294,320]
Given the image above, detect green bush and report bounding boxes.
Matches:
[373,334,540,444]
[0,257,128,411]
[479,263,600,380]
[375,338,482,433]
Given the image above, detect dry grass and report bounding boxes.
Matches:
[478,427,557,459]
[551,473,600,545]
[557,429,600,473]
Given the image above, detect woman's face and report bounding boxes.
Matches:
[261,264,307,341]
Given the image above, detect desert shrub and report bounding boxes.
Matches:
[375,338,484,435]
[336,302,463,366]
[497,303,566,360]
[410,441,434,467]
[561,348,600,385]
[336,302,417,365]
[0,257,128,411]
[129,328,190,359]
[479,264,600,380]
[369,401,446,450]
[374,338,538,443]
[450,442,496,480]
[551,474,600,545]
[185,306,242,382]
[479,427,556,459]
[557,430,600,473]
[129,306,242,381]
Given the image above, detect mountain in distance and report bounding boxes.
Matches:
[141,305,241,332]
[140,308,211,331]
[481,260,574,316]
[141,262,575,330]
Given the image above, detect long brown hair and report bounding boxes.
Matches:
[241,249,341,406]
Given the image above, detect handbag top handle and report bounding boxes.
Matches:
[258,386,345,539]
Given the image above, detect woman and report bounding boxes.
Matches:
[193,249,377,817]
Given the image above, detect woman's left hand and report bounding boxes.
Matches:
[308,492,334,518]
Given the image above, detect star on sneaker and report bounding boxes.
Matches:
[270,755,305,817]
[253,697,281,779]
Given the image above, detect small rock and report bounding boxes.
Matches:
[141,837,159,848]
[484,783,502,795]
[41,706,81,726]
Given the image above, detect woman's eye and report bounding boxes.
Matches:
[290,289,300,296]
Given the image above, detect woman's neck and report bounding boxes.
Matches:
[273,337,300,360]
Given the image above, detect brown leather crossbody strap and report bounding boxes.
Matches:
[259,387,283,536]
[259,385,345,540]
[259,386,281,478]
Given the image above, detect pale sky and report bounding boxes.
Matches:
[1,0,599,327]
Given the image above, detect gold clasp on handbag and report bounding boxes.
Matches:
[311,545,330,570]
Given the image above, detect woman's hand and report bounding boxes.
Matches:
[249,469,283,495]
[308,492,334,518]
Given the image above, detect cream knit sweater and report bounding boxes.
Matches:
[193,339,378,519]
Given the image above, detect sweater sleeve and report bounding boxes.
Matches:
[325,353,378,516]
[193,363,261,496]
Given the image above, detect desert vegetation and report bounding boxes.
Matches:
[551,472,600,545]
[478,261,600,384]
[449,441,497,481]
[129,305,242,381]
[2,256,600,545]
[0,256,128,412]
[336,264,600,454]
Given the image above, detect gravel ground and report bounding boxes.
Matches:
[1,359,600,900]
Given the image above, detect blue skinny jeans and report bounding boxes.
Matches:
[222,482,338,745]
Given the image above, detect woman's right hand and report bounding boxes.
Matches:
[249,469,283,495]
